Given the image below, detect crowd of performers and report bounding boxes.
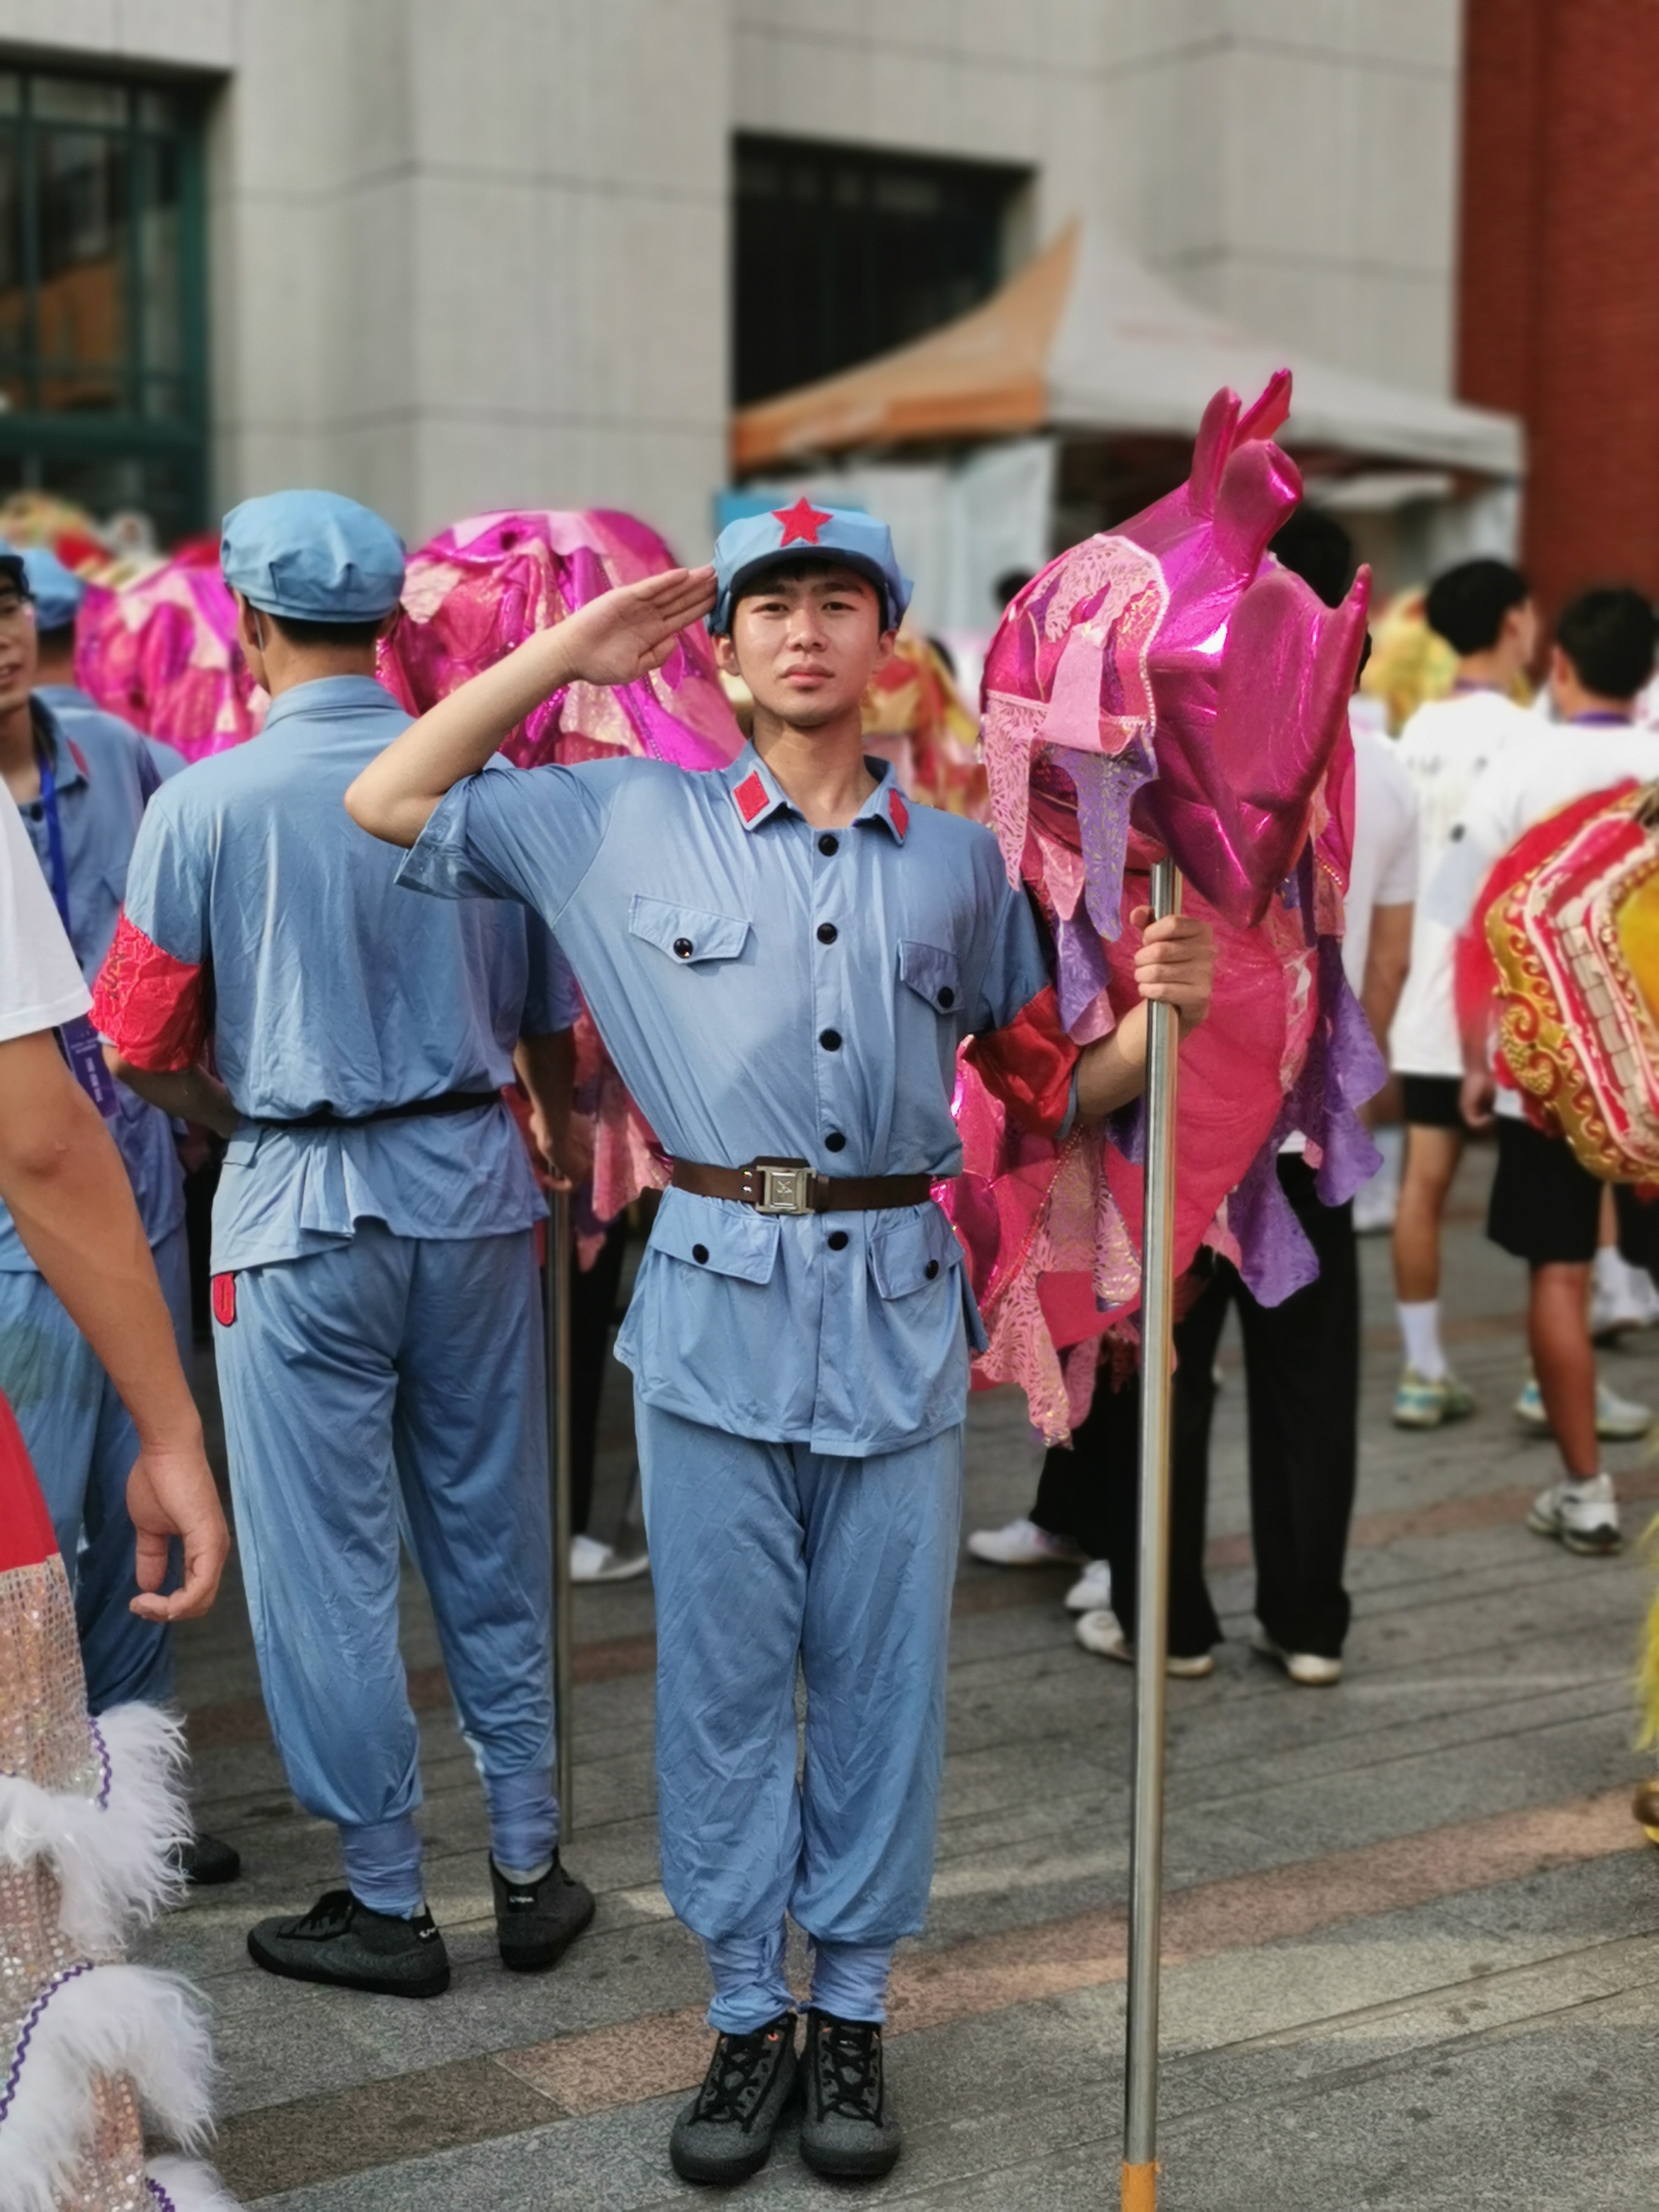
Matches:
[8,366,1659,2198]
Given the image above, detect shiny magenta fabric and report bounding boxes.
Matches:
[75,536,265,760]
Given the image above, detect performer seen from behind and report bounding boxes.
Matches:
[347,501,1215,2187]
[95,492,594,1999]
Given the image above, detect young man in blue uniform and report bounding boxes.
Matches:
[0,548,209,1712]
[347,504,1213,2181]
[96,491,594,1997]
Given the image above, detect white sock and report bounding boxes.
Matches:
[1397,1299,1446,1381]
[1594,1245,1627,1300]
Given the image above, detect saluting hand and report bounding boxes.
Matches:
[555,567,719,688]
[1129,907,1215,1036]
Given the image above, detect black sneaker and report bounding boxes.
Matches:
[799,2008,902,2180]
[490,1851,595,1972]
[669,2013,799,2185]
[247,1888,450,1998]
[174,1831,241,1886]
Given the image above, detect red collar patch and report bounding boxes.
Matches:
[733,769,770,823]
[67,739,89,779]
[773,497,833,548]
[887,788,909,839]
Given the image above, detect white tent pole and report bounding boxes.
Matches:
[1122,856,1182,2212]
[546,1193,575,1841]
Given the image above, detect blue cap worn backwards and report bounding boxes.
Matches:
[21,547,85,630]
[709,499,913,635]
[221,489,405,622]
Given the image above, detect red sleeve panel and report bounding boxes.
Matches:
[964,984,1079,1141]
[91,910,209,1072]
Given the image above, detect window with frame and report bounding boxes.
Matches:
[734,134,1031,408]
[0,65,206,543]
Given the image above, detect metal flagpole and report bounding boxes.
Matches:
[1122,857,1182,2212]
[546,1191,575,1841]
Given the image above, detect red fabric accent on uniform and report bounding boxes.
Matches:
[734,771,769,823]
[0,1390,57,1571]
[964,984,1079,1140]
[773,497,832,546]
[211,1273,236,1329]
[90,912,209,1073]
[888,789,909,839]
[66,739,89,779]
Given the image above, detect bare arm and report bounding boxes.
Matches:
[344,566,718,848]
[0,1029,228,1618]
[1075,909,1215,1121]
[107,1050,238,1139]
[1360,900,1412,1057]
[515,1029,590,1190]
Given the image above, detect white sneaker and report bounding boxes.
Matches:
[1513,1376,1652,1441]
[1073,1608,1216,1678]
[1252,1628,1343,1686]
[1527,1472,1622,1555]
[570,1533,651,1583]
[967,1516,1087,1568]
[1064,1559,1113,1614]
[1590,1282,1647,1344]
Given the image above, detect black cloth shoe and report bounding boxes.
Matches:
[490,1851,595,1972]
[799,2008,902,2180]
[247,1888,450,1998]
[669,2013,799,2185]
[175,1831,241,1886]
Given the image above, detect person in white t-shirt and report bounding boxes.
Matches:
[1433,586,1659,1557]
[0,791,227,1615]
[1388,559,1537,1429]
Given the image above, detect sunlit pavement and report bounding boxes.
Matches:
[149,1145,1659,2209]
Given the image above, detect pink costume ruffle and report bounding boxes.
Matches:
[950,375,1381,1441]
[73,536,266,762]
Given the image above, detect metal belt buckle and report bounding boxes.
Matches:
[748,1156,814,1215]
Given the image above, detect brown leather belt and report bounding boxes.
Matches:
[671,1157,937,1215]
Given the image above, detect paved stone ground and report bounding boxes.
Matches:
[144,1148,1659,2210]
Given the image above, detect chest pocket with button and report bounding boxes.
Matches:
[628,893,752,968]
[897,939,963,1016]
[868,1202,962,1299]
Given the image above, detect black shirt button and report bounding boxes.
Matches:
[816,922,837,945]
[825,1130,846,1153]
[826,1228,850,1251]
[819,1028,842,1051]
[925,1259,940,1279]
[818,833,839,856]
[692,1243,709,1264]
[937,985,956,1008]
[673,936,694,960]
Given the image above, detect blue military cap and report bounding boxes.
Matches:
[221,489,405,620]
[21,546,84,629]
[709,498,913,635]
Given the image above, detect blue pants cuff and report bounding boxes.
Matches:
[484,1766,558,1874]
[809,1938,893,2025]
[340,1814,424,1919]
[705,1923,793,2034]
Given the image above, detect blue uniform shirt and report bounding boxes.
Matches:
[400,743,1053,1454]
[1,697,183,1270]
[110,675,577,1272]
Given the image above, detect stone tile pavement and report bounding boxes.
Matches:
[142,1150,1659,2208]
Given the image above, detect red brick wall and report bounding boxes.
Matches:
[1459,0,1659,622]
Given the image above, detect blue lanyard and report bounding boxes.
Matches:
[37,748,71,939]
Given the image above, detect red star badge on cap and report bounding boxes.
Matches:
[773,497,833,547]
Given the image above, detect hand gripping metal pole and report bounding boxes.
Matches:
[1122,859,1182,2212]
[546,1191,575,1842]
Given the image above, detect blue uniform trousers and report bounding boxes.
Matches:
[0,1224,189,1714]
[637,1401,963,2028]
[213,1224,555,1889]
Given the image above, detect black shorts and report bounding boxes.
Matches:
[1488,1116,1603,1265]
[1616,1184,1659,1274]
[1401,1074,1466,1130]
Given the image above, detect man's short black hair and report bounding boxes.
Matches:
[732,552,882,610]
[36,621,75,655]
[1424,558,1529,655]
[266,609,386,649]
[1270,509,1355,611]
[1555,586,1658,702]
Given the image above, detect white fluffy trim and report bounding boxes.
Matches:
[146,2153,243,2210]
[0,1962,214,2212]
[0,1702,189,1949]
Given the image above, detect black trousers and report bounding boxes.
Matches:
[1033,1154,1359,1660]
[568,1213,630,1537]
